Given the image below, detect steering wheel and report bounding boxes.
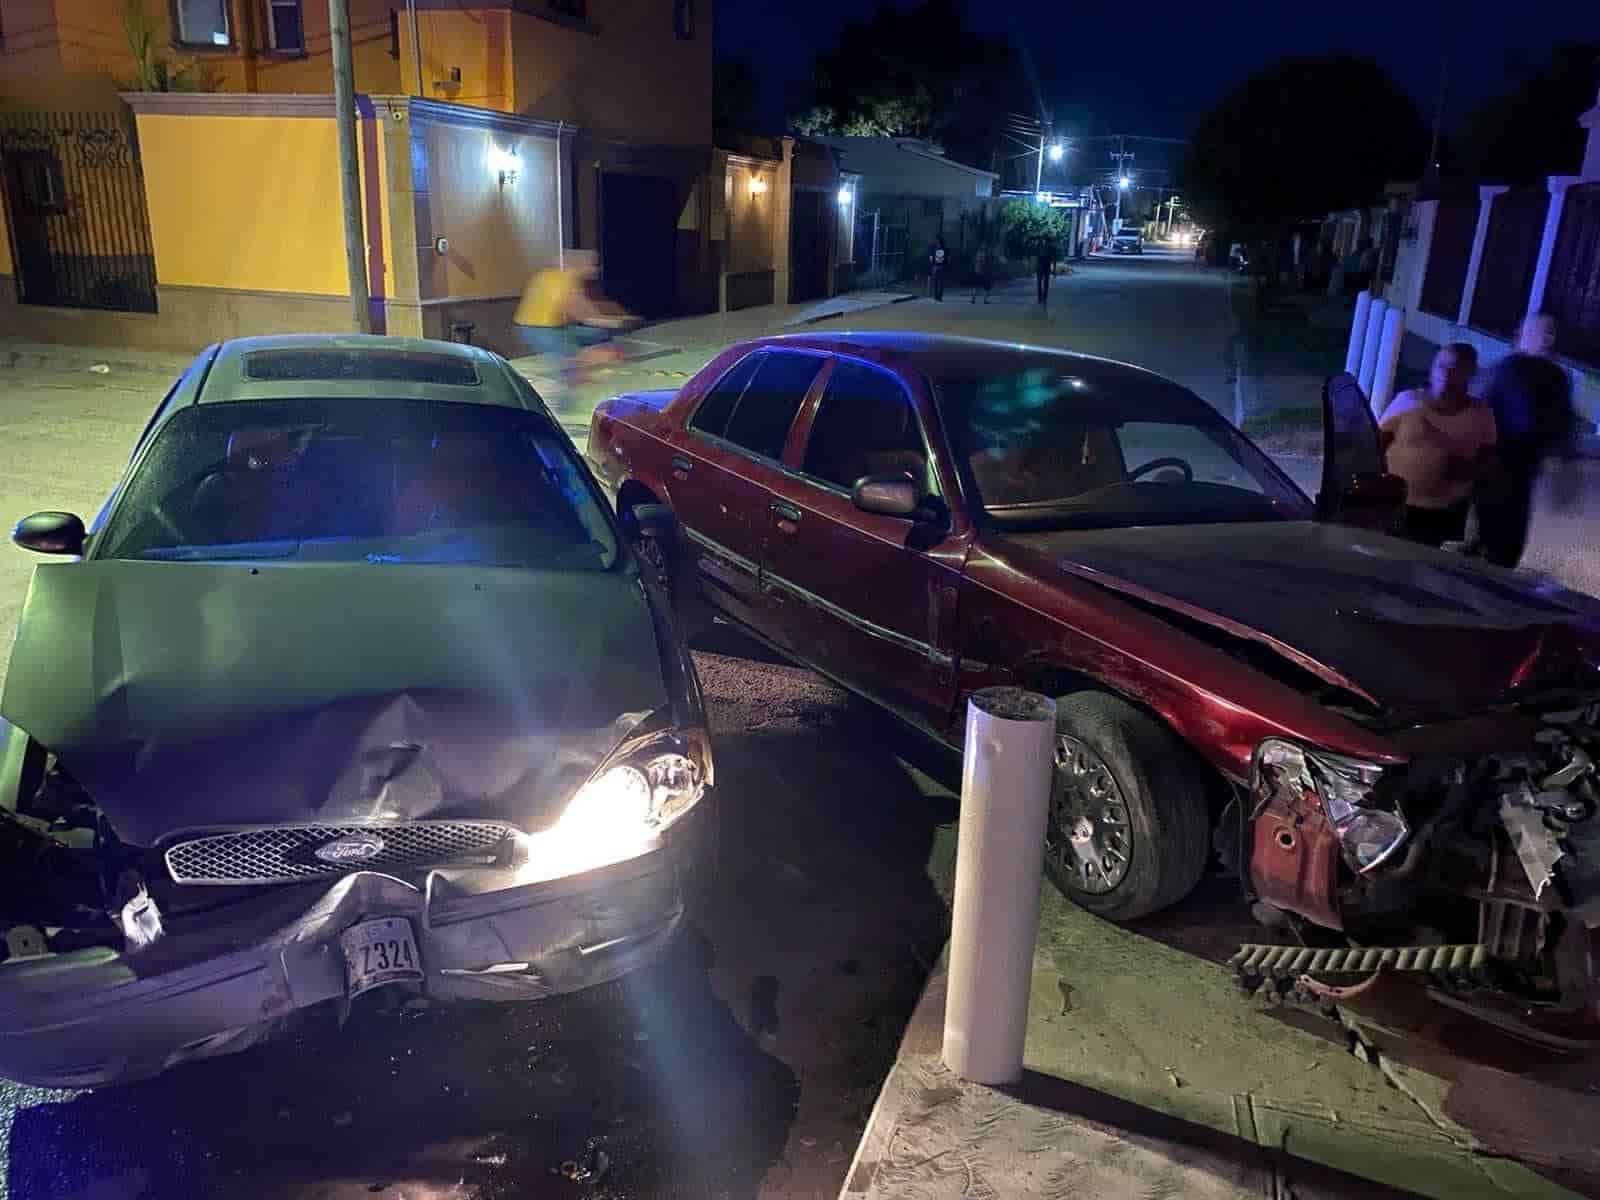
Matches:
[1128,456,1194,483]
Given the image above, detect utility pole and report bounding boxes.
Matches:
[1110,136,1135,229]
[329,0,371,333]
[1035,125,1046,196]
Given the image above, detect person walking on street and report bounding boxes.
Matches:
[929,237,948,301]
[971,244,992,304]
[1468,313,1578,568]
[1379,342,1497,547]
[1035,241,1056,309]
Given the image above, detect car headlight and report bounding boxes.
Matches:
[1253,739,1407,873]
[511,734,709,882]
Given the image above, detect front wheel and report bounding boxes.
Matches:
[1043,691,1210,921]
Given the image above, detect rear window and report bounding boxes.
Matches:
[241,349,481,387]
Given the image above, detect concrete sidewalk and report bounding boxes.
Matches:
[842,885,1595,1200]
[508,289,915,377]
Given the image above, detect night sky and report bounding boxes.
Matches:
[718,0,1600,181]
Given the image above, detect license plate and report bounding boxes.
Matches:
[340,917,423,998]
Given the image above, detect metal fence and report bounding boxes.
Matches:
[1418,195,1479,320]
[1469,188,1549,337]
[1544,182,1600,371]
[854,209,907,288]
[0,108,159,313]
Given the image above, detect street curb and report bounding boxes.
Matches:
[787,293,917,327]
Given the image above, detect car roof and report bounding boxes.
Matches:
[743,332,1182,392]
[194,335,529,409]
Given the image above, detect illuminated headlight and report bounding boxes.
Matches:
[512,737,708,881]
[1253,739,1407,873]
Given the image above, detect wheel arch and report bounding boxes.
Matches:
[1014,660,1234,823]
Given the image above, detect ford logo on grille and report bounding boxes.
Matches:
[314,834,386,864]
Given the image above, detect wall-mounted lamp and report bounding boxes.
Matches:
[490,145,519,187]
[748,175,769,196]
[837,186,852,205]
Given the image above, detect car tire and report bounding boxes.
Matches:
[1043,691,1209,921]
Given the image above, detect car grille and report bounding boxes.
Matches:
[164,821,520,885]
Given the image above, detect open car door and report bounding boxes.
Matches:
[1316,372,1405,532]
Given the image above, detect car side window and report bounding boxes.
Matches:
[688,352,763,440]
[802,360,931,494]
[720,351,824,461]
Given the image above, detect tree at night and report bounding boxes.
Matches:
[788,0,1032,171]
[1457,43,1600,184]
[1182,55,1428,234]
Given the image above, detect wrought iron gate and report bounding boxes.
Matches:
[853,209,907,288]
[0,109,158,313]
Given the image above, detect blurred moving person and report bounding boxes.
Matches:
[512,251,640,412]
[1469,314,1579,568]
[1379,342,1497,547]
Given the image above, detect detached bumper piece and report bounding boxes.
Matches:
[0,822,702,1088]
[1230,942,1489,981]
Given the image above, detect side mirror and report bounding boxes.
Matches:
[851,473,920,519]
[630,502,677,542]
[13,512,85,556]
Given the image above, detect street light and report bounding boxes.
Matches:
[837,186,852,206]
[1118,176,1130,189]
[1048,142,1065,162]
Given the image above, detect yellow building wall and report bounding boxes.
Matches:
[510,0,710,146]
[413,116,562,301]
[1,0,403,98]
[133,111,392,298]
[398,10,511,112]
[724,161,778,275]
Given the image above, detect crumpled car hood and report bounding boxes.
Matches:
[1,560,669,846]
[1003,521,1600,720]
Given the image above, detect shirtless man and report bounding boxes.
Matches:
[1379,342,1496,548]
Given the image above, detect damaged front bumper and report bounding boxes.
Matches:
[0,807,709,1089]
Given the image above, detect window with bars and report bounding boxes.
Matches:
[267,0,305,53]
[1418,196,1479,320]
[172,0,231,46]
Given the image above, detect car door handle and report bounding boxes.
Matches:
[670,455,693,480]
[769,501,801,523]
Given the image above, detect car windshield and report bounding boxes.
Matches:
[934,365,1312,530]
[95,397,618,570]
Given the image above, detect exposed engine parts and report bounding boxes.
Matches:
[0,755,122,963]
[1241,703,1600,1035]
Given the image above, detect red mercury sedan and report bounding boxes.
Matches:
[588,333,1600,1032]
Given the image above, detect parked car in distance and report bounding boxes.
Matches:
[1111,228,1144,254]
[588,334,1600,1039]
[0,335,713,1088]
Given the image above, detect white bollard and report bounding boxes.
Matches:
[1345,288,1373,376]
[1369,305,1407,419]
[1357,297,1388,398]
[943,687,1056,1086]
